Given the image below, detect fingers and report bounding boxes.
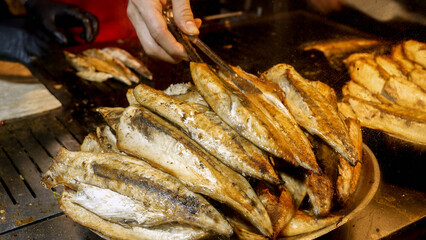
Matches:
[81,12,99,43]
[63,7,99,43]
[41,17,68,45]
[128,0,187,63]
[172,0,199,36]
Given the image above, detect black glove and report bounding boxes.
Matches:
[0,18,53,66]
[25,0,99,45]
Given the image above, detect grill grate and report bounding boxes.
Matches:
[0,109,84,234]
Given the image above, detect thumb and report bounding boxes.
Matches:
[172,0,199,36]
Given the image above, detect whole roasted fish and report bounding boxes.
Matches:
[111,106,273,236]
[131,83,280,184]
[42,148,232,236]
[263,63,359,166]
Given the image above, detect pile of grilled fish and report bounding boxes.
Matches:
[42,61,364,239]
[339,40,426,145]
[65,47,153,85]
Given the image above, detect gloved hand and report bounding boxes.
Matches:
[0,18,52,66]
[25,0,99,45]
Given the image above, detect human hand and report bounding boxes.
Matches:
[308,0,344,14]
[25,0,99,44]
[127,0,202,63]
[0,18,53,66]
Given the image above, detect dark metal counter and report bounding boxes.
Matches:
[1,10,425,239]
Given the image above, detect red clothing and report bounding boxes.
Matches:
[57,0,136,43]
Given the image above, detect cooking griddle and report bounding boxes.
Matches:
[1,10,425,239]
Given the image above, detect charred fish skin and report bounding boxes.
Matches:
[190,62,321,174]
[132,83,280,184]
[60,189,212,240]
[220,67,321,174]
[115,106,273,237]
[97,107,125,131]
[163,83,275,180]
[263,63,359,166]
[190,62,285,158]
[42,148,232,237]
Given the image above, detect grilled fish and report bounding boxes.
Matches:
[65,51,113,82]
[278,171,307,208]
[113,106,273,236]
[42,148,232,236]
[190,62,283,158]
[102,47,153,80]
[256,183,295,239]
[97,107,124,131]
[219,66,320,174]
[302,38,381,70]
[83,48,139,84]
[279,211,340,237]
[64,51,95,72]
[345,96,426,145]
[80,133,104,153]
[75,71,112,82]
[190,62,319,173]
[164,82,210,107]
[263,63,358,166]
[402,40,426,68]
[375,55,405,79]
[80,126,120,154]
[391,44,422,74]
[383,77,426,113]
[342,81,382,104]
[164,83,274,176]
[347,55,396,104]
[95,125,120,153]
[227,216,269,240]
[60,188,212,240]
[336,118,363,205]
[306,171,333,217]
[132,83,279,184]
[409,69,426,92]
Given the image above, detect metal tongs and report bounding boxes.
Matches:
[163,8,261,94]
